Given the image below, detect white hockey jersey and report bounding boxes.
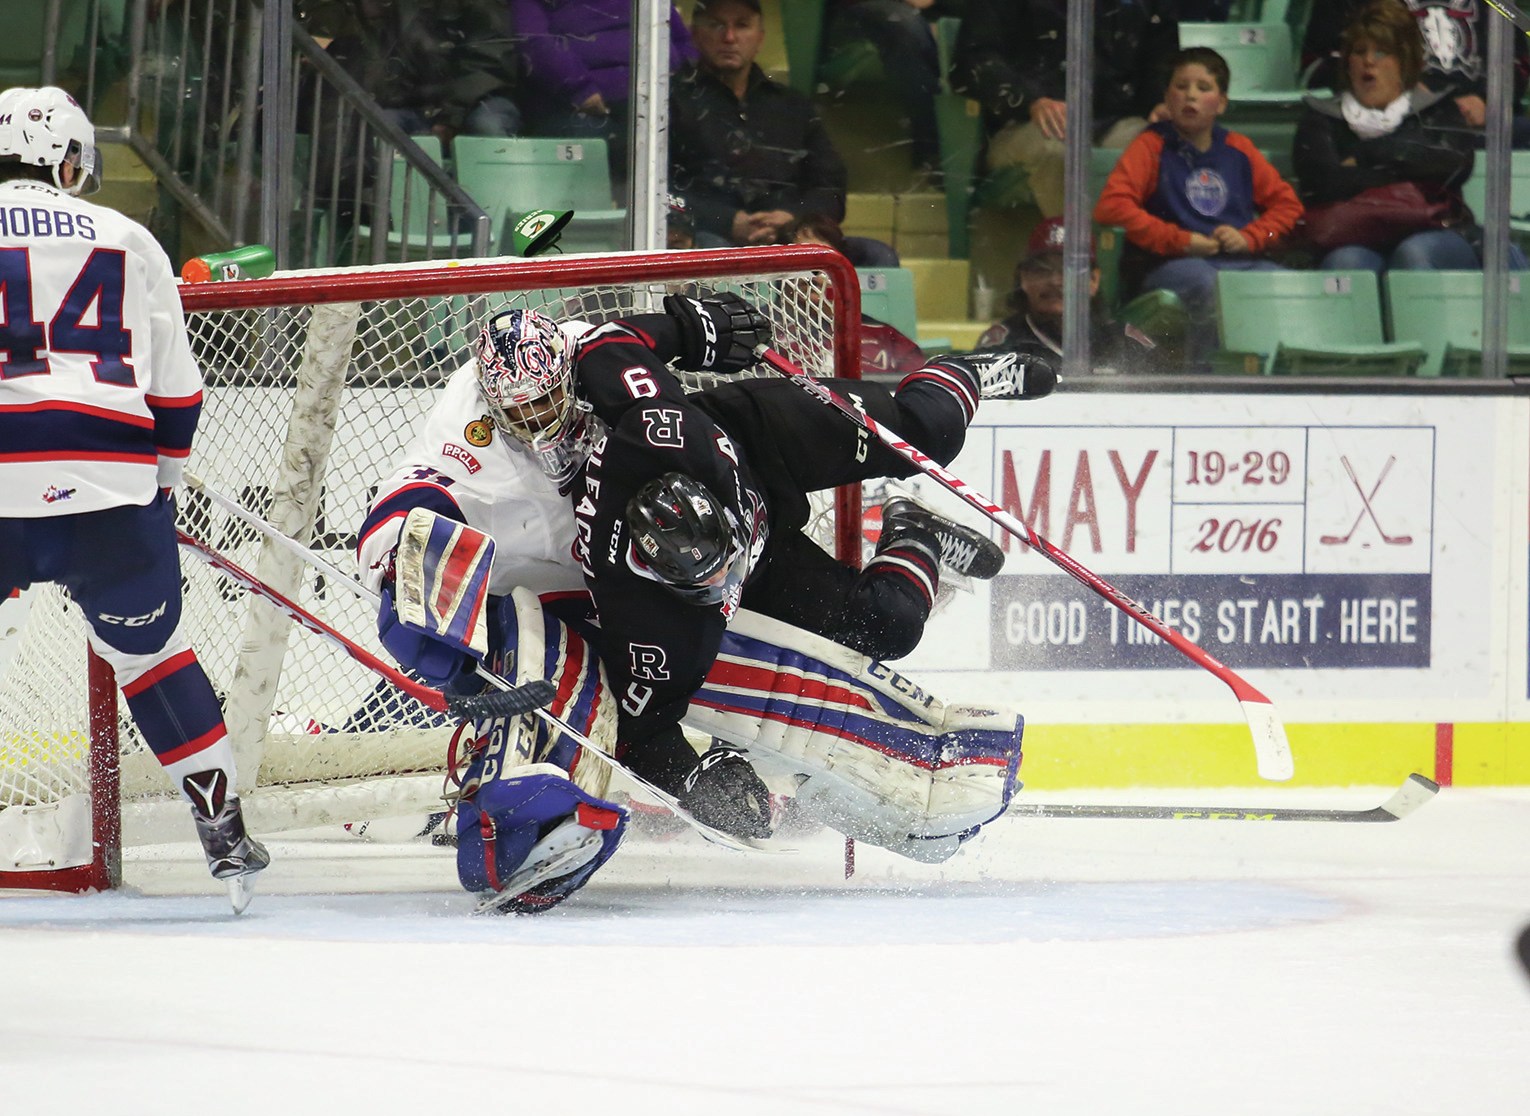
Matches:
[357,342,585,598]
[0,179,203,516]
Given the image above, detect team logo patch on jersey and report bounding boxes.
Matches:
[465,414,494,447]
[42,485,76,503]
[441,442,482,473]
[1184,168,1229,218]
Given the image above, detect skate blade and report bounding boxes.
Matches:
[225,872,259,915]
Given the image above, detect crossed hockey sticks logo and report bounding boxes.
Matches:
[1319,455,1413,547]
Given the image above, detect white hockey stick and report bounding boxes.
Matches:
[1008,773,1438,822]
[755,346,1295,782]
[182,474,771,852]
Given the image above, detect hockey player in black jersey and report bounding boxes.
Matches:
[474,294,1054,840]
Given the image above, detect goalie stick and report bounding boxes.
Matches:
[181,475,772,853]
[174,528,554,722]
[1006,773,1438,822]
[755,346,1295,783]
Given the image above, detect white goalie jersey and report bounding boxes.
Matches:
[356,321,592,597]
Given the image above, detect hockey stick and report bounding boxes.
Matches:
[1006,773,1438,822]
[182,475,771,852]
[755,345,1295,782]
[174,528,553,722]
[1341,455,1412,545]
[1484,0,1530,37]
[1319,455,1394,545]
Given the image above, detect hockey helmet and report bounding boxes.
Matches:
[625,473,745,606]
[0,86,100,196]
[477,308,579,442]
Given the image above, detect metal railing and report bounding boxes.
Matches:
[39,0,489,268]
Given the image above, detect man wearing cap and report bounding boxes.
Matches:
[670,0,849,248]
[976,217,1165,374]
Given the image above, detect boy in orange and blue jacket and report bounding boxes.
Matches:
[1095,46,1303,366]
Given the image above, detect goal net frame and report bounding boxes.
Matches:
[0,244,863,894]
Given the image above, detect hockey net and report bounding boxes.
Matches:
[0,245,862,892]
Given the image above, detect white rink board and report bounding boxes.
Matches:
[899,392,1528,726]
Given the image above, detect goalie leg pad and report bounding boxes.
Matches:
[456,764,627,913]
[473,587,618,801]
[683,609,1022,859]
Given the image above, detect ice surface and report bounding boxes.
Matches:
[3,786,1528,1115]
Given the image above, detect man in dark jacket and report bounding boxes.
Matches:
[670,0,849,247]
[950,0,1180,218]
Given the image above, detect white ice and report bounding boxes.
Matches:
[3,785,1528,1115]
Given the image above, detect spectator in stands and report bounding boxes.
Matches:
[1292,0,1527,272]
[1095,47,1303,365]
[325,0,522,147]
[670,0,850,248]
[509,0,695,196]
[788,213,926,379]
[667,192,698,250]
[950,0,1179,219]
[819,1,956,186]
[1302,0,1530,148]
[977,217,1165,374]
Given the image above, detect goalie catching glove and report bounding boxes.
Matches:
[662,290,772,374]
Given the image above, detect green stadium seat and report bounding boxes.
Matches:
[1179,22,1301,95]
[780,0,827,95]
[1215,269,1426,375]
[857,267,920,340]
[351,135,477,263]
[452,136,626,255]
[1384,270,1530,377]
[1095,224,1127,313]
[1460,151,1530,247]
[0,0,96,89]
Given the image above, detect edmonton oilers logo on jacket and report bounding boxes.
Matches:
[1184,168,1229,218]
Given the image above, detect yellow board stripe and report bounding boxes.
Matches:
[1019,722,1530,788]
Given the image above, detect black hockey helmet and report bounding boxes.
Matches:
[625,473,742,606]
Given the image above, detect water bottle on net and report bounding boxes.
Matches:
[180,244,276,283]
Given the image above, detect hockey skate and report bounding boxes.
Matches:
[882,495,1004,579]
[966,350,1057,401]
[184,770,270,915]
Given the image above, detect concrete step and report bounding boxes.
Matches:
[914,318,990,352]
[903,257,970,322]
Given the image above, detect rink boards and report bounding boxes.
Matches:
[899,389,1530,788]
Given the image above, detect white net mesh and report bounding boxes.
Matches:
[0,249,851,870]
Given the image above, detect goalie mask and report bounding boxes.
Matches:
[476,308,600,491]
[625,474,749,607]
[0,86,100,196]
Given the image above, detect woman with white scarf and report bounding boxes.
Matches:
[1292,0,1524,272]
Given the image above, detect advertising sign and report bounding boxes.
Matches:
[899,393,1513,722]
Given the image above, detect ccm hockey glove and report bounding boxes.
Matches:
[662,290,772,374]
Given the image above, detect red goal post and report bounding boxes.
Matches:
[0,245,863,893]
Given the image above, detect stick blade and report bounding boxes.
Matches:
[1241,699,1294,781]
[447,679,557,721]
[1378,772,1440,820]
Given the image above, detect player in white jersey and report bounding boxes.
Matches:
[0,86,268,912]
[356,317,590,649]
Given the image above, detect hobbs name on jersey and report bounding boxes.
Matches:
[0,204,97,241]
